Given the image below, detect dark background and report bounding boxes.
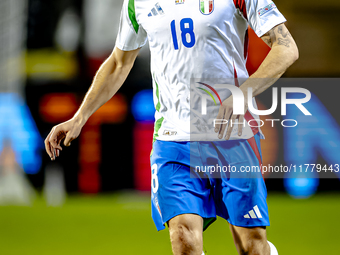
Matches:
[2,0,340,195]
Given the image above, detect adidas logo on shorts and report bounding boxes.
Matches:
[243,205,263,219]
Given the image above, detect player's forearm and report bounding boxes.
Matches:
[72,49,135,126]
[240,43,298,97]
[239,24,299,98]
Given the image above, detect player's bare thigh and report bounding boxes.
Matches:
[229,224,270,255]
[168,214,204,255]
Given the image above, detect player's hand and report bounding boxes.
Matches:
[215,93,248,140]
[44,118,82,160]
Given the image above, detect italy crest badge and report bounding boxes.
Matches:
[200,0,214,15]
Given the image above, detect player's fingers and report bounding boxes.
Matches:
[225,114,237,140]
[56,149,60,157]
[47,143,54,160]
[238,114,244,136]
[215,107,225,133]
[49,128,63,151]
[44,132,54,159]
[64,131,76,147]
[56,133,64,150]
[52,148,56,160]
[44,139,52,158]
[219,108,232,139]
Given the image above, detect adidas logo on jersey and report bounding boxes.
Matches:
[147,3,164,17]
[243,205,263,219]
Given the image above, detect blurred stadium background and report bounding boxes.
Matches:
[0,0,339,254]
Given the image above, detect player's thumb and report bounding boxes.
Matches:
[63,132,74,147]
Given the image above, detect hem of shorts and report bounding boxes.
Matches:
[157,211,216,232]
[225,217,270,228]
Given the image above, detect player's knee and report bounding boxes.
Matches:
[169,222,202,253]
[238,234,269,255]
[241,241,268,255]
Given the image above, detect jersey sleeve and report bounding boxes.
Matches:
[236,0,287,37]
[115,0,147,51]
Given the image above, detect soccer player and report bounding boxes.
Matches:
[45,0,298,254]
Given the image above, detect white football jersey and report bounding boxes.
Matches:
[116,0,286,141]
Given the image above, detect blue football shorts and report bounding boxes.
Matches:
[150,133,269,231]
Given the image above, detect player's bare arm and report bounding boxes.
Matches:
[44,47,140,160]
[216,23,299,140]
